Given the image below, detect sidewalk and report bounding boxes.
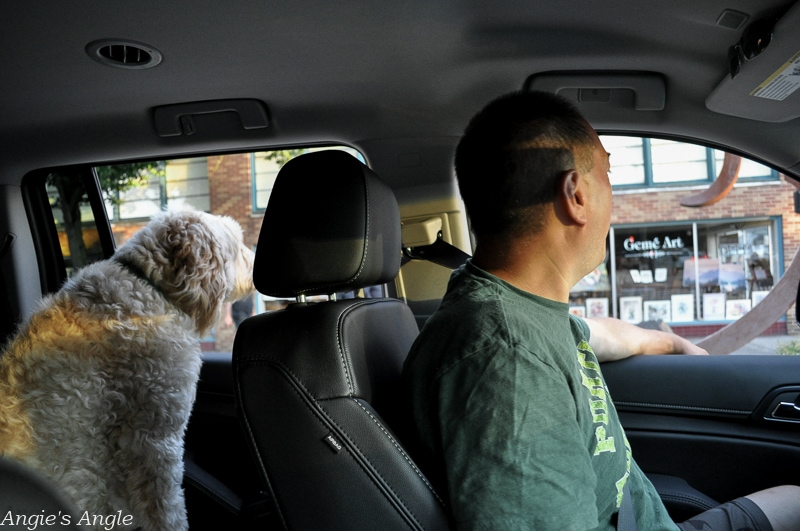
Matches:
[687,335,798,355]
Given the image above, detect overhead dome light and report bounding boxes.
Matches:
[86,39,162,69]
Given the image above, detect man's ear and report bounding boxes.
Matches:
[557,170,588,226]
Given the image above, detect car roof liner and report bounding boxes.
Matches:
[706,0,800,122]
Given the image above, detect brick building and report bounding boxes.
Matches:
[204,154,265,351]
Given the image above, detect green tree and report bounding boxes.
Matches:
[263,149,306,166]
[96,162,164,202]
[48,162,164,270]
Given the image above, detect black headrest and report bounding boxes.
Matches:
[254,151,401,298]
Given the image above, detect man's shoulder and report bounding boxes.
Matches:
[413,292,507,356]
[407,263,576,371]
[405,278,510,376]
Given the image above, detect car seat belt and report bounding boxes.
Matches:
[183,457,243,515]
[401,234,471,269]
[617,483,638,531]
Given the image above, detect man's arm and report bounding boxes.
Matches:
[223,302,234,327]
[583,317,708,362]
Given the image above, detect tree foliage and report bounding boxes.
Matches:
[263,149,307,166]
[95,162,165,205]
[48,162,162,270]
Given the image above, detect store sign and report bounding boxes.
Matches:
[621,234,688,259]
[623,235,685,252]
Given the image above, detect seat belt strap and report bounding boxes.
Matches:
[617,483,638,531]
[401,235,471,269]
[183,458,242,515]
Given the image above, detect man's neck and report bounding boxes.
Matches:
[472,240,576,303]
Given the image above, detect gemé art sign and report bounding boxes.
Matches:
[619,233,688,259]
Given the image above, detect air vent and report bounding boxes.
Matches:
[86,39,162,69]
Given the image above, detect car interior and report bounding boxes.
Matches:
[3,0,800,529]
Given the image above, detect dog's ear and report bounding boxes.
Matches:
[156,212,229,335]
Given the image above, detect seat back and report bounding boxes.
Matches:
[0,457,81,529]
[233,151,450,530]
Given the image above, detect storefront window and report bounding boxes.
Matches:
[693,222,777,321]
[615,225,694,323]
[569,219,781,326]
[570,258,612,319]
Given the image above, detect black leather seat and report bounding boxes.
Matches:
[233,151,451,530]
[0,457,81,529]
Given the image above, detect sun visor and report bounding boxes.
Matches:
[706,2,800,122]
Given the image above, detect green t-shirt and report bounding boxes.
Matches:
[402,261,678,530]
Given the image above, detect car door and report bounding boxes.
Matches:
[603,354,800,510]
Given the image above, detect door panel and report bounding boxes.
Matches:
[187,353,264,495]
[602,355,800,504]
[184,353,278,529]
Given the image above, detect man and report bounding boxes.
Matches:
[402,91,800,530]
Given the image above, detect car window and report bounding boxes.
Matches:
[570,136,792,354]
[42,145,364,355]
[37,138,797,356]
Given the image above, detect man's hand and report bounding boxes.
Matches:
[583,317,708,362]
[223,302,234,328]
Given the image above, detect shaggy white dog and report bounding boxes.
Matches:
[0,210,255,531]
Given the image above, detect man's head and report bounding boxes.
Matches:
[455,90,600,244]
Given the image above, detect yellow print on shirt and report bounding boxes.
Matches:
[577,341,616,456]
[615,435,633,507]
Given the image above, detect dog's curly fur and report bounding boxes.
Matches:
[0,210,255,531]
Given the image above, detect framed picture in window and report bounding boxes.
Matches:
[683,258,719,287]
[726,299,751,320]
[702,293,726,320]
[719,263,746,293]
[671,294,695,322]
[619,296,643,324]
[643,300,671,322]
[586,298,609,318]
[569,305,586,318]
[751,291,769,307]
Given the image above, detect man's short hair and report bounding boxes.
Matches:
[455,90,596,241]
